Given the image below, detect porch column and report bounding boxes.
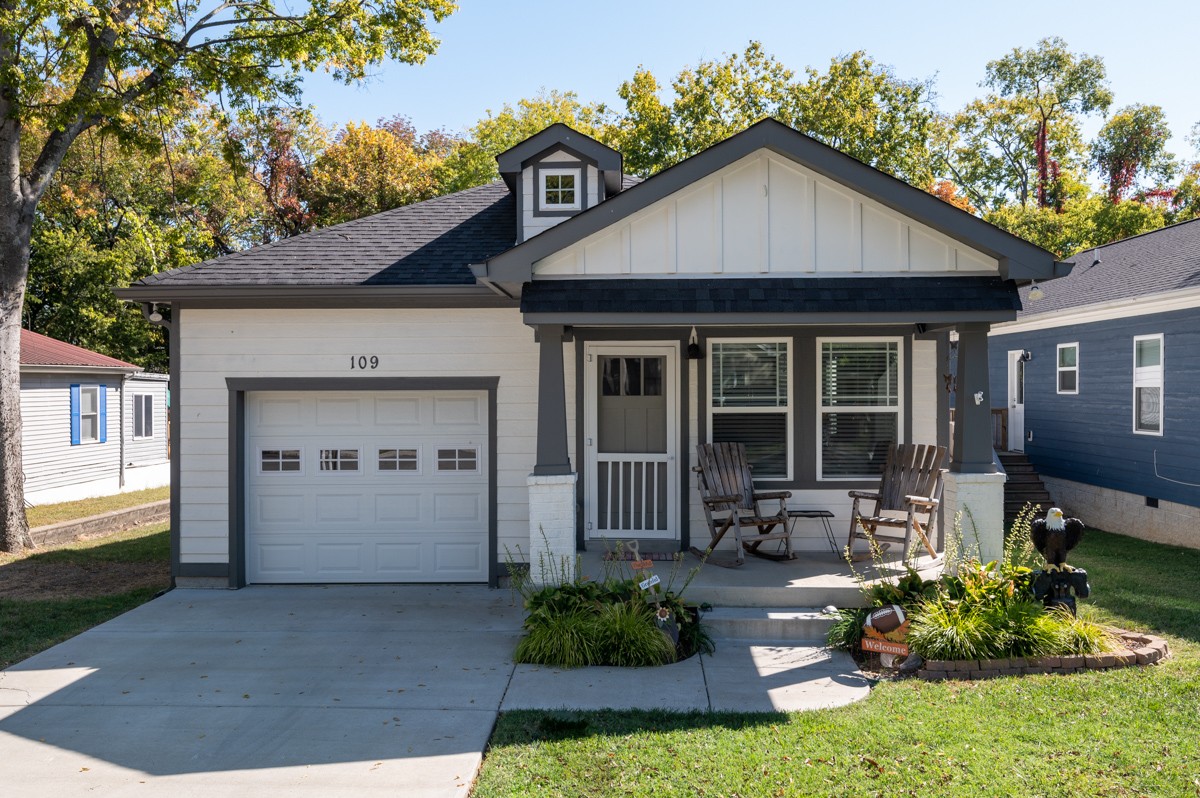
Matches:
[527,324,576,584]
[944,322,1005,565]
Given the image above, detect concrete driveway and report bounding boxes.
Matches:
[0,586,525,797]
[0,585,869,796]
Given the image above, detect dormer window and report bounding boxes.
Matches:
[540,168,581,212]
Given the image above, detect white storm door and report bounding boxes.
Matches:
[584,344,679,540]
[1007,351,1025,452]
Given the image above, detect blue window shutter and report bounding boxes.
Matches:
[99,385,107,443]
[70,384,81,445]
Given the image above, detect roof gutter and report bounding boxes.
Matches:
[115,283,518,307]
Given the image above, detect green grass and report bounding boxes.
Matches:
[25,486,170,528]
[0,525,170,669]
[472,530,1200,797]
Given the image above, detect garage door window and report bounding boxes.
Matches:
[320,448,359,471]
[261,449,302,473]
[438,447,478,472]
[378,448,419,472]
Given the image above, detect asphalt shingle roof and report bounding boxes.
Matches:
[1018,218,1200,314]
[520,277,1019,315]
[135,182,516,287]
[20,329,140,369]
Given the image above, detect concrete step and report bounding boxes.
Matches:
[702,607,835,643]
[686,582,865,610]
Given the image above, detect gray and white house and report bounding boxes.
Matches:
[20,329,170,506]
[989,218,1200,547]
[118,120,1070,587]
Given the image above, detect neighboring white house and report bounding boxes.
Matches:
[20,329,170,506]
[118,120,1071,588]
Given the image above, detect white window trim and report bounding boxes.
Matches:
[1056,343,1079,395]
[707,337,793,481]
[318,445,362,474]
[1132,334,1164,436]
[540,167,581,211]
[132,393,154,439]
[816,336,905,482]
[79,385,101,444]
[258,447,305,475]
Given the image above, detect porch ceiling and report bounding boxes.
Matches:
[520,276,1020,325]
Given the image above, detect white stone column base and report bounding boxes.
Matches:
[942,470,1007,568]
[527,473,578,585]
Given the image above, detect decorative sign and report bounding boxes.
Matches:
[629,559,655,571]
[639,574,661,590]
[861,638,910,656]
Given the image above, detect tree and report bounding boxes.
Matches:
[1091,105,1176,202]
[983,37,1112,208]
[305,120,439,226]
[0,0,455,552]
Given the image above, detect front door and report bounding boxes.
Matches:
[1007,350,1025,452]
[584,343,679,540]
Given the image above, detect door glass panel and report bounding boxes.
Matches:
[1016,359,1024,404]
[642,357,663,397]
[622,358,642,396]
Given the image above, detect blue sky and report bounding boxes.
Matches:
[301,0,1200,159]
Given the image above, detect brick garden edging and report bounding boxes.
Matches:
[918,630,1170,681]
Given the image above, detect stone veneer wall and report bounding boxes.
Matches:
[917,630,1169,681]
[1042,475,1198,550]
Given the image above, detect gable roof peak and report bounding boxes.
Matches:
[496,123,623,195]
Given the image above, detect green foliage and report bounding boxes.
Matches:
[826,606,870,652]
[589,601,676,668]
[1092,104,1177,202]
[865,566,939,611]
[513,611,597,669]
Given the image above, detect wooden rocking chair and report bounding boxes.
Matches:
[692,442,794,567]
[847,443,947,562]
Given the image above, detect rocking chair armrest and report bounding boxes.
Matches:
[752,491,792,501]
[702,493,744,505]
[848,491,882,501]
[904,494,940,507]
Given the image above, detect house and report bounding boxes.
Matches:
[20,329,170,506]
[116,119,1070,588]
[989,218,1200,547]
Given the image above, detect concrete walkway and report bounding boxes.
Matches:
[0,587,869,797]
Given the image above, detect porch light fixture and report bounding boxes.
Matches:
[687,327,703,359]
[1028,281,1045,301]
[148,304,164,323]
[1020,350,1032,362]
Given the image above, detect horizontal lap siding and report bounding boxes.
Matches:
[125,378,169,467]
[178,308,540,565]
[990,307,1200,510]
[20,374,121,495]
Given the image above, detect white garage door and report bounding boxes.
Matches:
[247,390,489,583]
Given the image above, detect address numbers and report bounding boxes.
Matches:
[350,355,379,370]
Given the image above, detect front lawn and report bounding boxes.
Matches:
[26,485,171,528]
[472,530,1200,797]
[0,524,171,668]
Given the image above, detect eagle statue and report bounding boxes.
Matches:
[1030,507,1085,572]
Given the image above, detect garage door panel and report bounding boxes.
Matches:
[247,390,489,584]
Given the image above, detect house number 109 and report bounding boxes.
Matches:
[350,356,379,370]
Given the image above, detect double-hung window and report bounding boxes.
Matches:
[1133,334,1163,434]
[709,340,790,479]
[70,384,105,445]
[1057,343,1079,394]
[133,394,154,438]
[819,339,901,479]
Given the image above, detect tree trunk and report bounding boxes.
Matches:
[0,192,35,552]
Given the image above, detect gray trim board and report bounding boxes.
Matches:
[224,376,501,588]
[532,161,589,218]
[169,306,181,583]
[176,562,230,578]
[115,285,516,307]
[482,118,1070,291]
[524,310,1018,326]
[496,123,622,195]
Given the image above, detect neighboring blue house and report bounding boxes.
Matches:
[989,218,1200,547]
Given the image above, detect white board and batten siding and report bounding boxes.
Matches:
[177,307,552,577]
[535,150,999,278]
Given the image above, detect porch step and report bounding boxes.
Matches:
[701,607,835,643]
[685,581,865,610]
[998,450,1054,519]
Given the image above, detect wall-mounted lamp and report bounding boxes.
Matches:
[973,391,985,406]
[1028,280,1045,301]
[1020,350,1032,363]
[147,303,164,323]
[687,326,703,360]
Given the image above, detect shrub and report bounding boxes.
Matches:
[513,611,597,668]
[589,601,677,667]
[826,606,871,651]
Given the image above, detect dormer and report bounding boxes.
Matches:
[496,124,624,243]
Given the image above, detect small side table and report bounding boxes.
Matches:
[787,509,839,556]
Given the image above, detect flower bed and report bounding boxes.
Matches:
[918,630,1169,680]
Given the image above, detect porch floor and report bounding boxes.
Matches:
[575,546,944,609]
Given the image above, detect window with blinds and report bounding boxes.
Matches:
[1133,334,1163,435]
[819,339,901,478]
[709,340,790,478]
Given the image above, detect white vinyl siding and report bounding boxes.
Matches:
[19,373,121,496]
[818,338,903,480]
[708,339,791,479]
[124,375,169,467]
[132,393,154,438]
[176,307,545,568]
[1057,343,1079,394]
[1133,334,1163,435]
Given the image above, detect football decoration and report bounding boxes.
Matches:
[865,605,906,637]
[861,604,911,657]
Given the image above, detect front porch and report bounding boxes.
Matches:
[574,546,945,610]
